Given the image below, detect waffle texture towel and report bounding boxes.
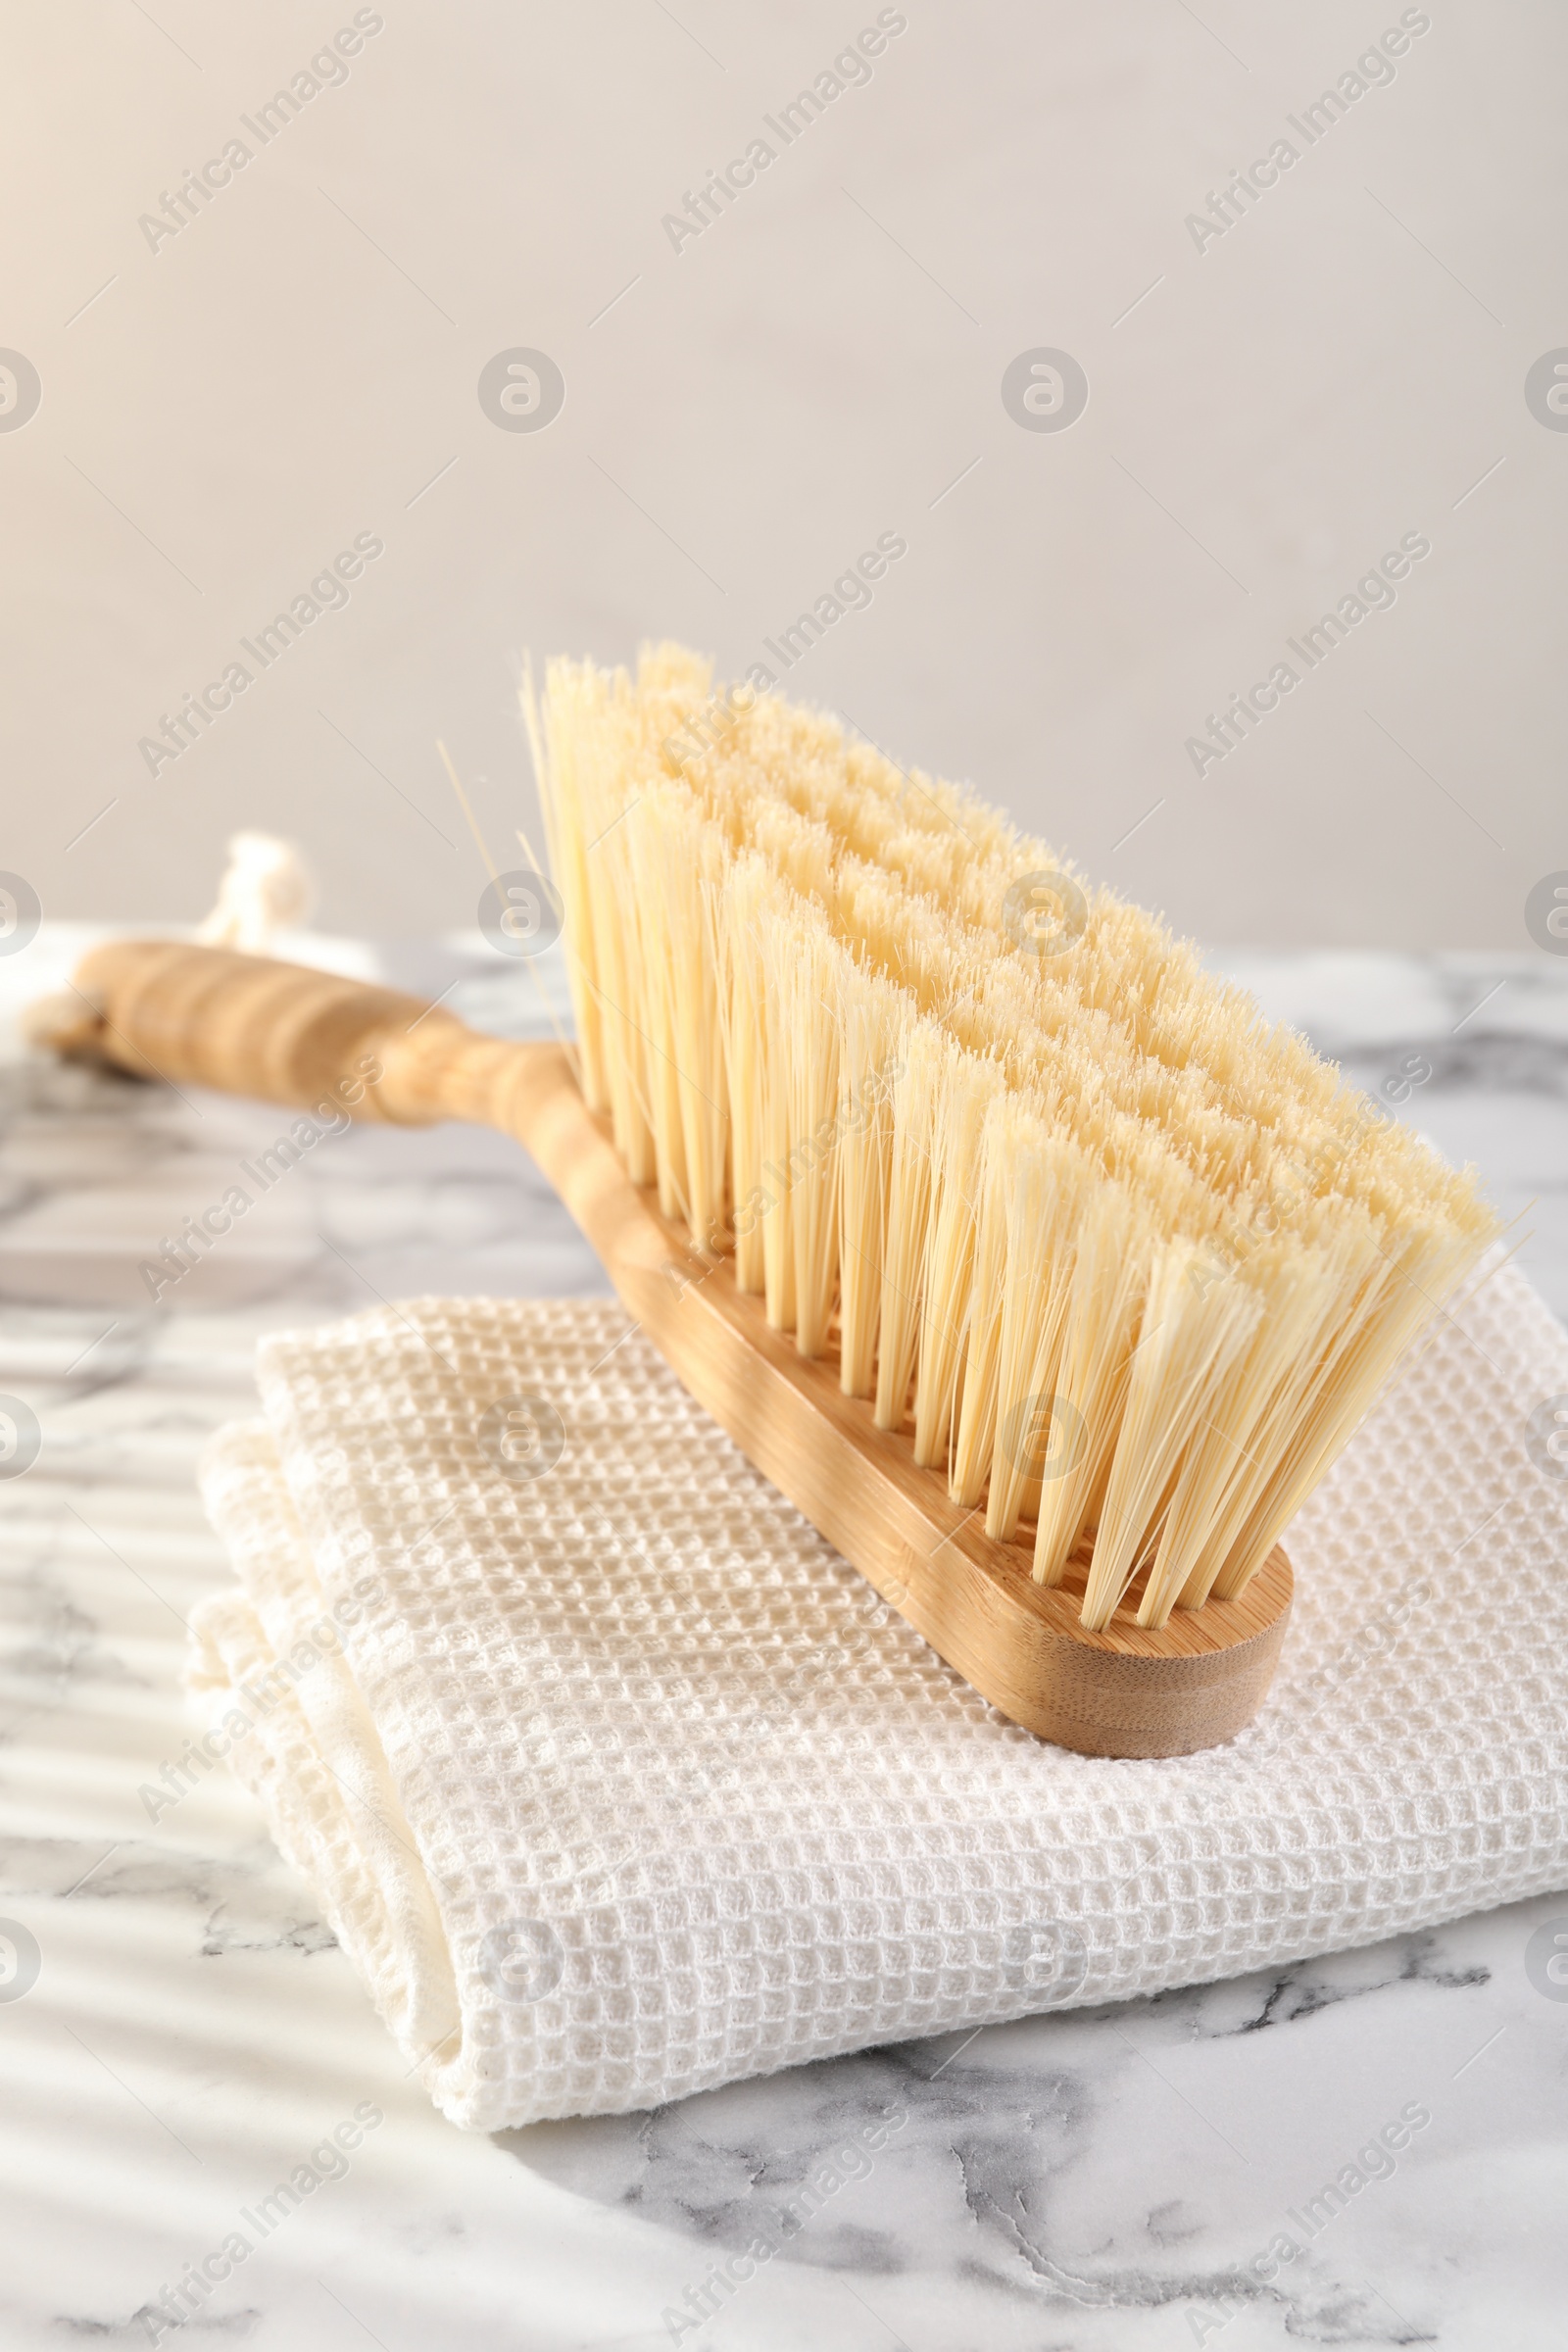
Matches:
[188,1262,1568,2130]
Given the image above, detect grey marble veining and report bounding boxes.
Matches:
[1,928,1565,2352]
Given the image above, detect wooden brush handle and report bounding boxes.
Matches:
[45,940,1291,1758]
[60,937,528,1130]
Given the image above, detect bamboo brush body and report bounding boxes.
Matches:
[37,650,1498,1756]
[40,933,1298,1757]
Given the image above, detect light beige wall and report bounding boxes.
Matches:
[3,0,1561,946]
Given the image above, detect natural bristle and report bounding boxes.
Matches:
[527,647,1499,1630]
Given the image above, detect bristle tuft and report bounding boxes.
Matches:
[525,651,1501,1628]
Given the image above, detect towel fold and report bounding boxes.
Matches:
[188,1266,1568,2130]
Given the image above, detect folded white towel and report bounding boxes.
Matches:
[187,1263,1568,2130]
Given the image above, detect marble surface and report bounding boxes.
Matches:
[2,927,1566,2352]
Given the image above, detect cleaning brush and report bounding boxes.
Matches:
[34,648,1499,1756]
[527,646,1498,1633]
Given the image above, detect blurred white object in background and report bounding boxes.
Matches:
[195,833,315,955]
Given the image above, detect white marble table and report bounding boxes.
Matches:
[2,927,1566,2352]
